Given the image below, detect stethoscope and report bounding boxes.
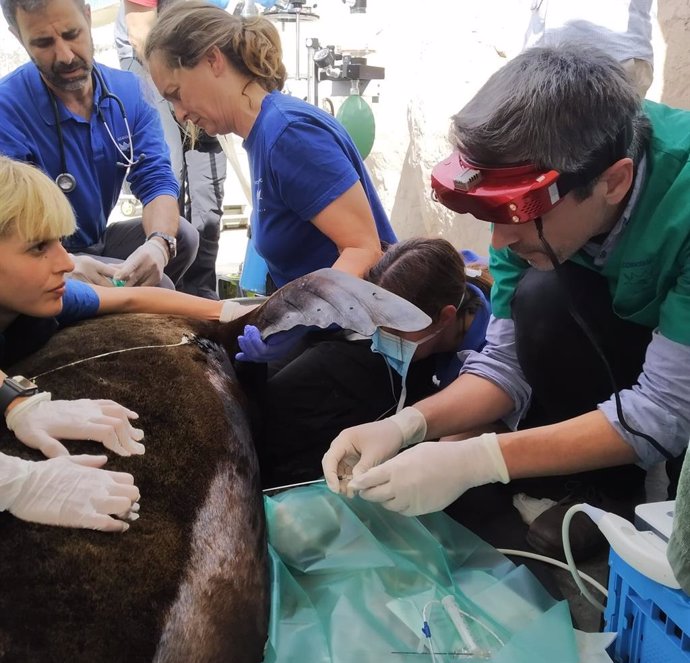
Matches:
[46,65,145,194]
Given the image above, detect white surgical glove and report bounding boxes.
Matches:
[69,254,119,287]
[0,452,140,532]
[322,407,427,496]
[113,239,168,287]
[219,300,259,323]
[6,394,145,458]
[347,433,510,516]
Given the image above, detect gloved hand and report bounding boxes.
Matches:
[68,254,119,287]
[6,394,145,458]
[235,324,308,363]
[347,433,510,516]
[322,407,427,496]
[1,453,140,532]
[113,239,169,287]
[219,300,259,323]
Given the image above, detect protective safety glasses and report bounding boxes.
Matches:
[431,152,565,224]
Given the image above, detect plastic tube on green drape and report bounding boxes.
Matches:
[264,485,580,663]
[336,95,376,159]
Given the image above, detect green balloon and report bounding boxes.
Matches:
[336,95,376,159]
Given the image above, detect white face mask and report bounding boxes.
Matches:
[370,328,440,413]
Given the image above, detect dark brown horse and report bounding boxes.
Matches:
[0,269,430,663]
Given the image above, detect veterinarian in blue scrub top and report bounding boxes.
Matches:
[0,0,198,289]
[144,1,397,292]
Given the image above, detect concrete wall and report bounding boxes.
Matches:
[310,1,520,254]
[340,0,690,255]
[657,0,690,109]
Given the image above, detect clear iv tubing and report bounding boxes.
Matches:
[421,596,504,661]
[441,596,478,652]
[422,601,440,663]
[497,548,608,599]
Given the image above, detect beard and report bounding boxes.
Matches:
[36,56,92,92]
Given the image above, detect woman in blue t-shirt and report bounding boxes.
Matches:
[0,158,252,534]
[144,2,397,291]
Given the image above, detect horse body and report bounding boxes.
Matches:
[0,268,432,662]
[0,314,268,663]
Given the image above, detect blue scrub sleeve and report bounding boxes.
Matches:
[270,122,360,221]
[57,280,100,325]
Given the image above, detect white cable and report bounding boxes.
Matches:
[496,548,609,598]
[31,336,192,380]
[374,358,398,421]
[561,506,607,612]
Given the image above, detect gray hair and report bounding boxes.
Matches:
[1,0,85,29]
[451,43,650,185]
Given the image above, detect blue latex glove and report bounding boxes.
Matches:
[235,325,308,363]
[460,249,488,266]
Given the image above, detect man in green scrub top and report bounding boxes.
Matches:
[321,43,690,559]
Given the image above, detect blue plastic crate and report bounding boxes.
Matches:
[604,548,690,663]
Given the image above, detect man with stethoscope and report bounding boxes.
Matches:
[0,0,198,289]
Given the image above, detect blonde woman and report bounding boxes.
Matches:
[0,157,249,532]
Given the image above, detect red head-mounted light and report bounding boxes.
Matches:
[431,152,564,224]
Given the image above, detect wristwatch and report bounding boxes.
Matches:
[0,375,39,415]
[147,232,177,259]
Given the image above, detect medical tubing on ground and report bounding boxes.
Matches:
[561,505,607,612]
[496,548,608,596]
